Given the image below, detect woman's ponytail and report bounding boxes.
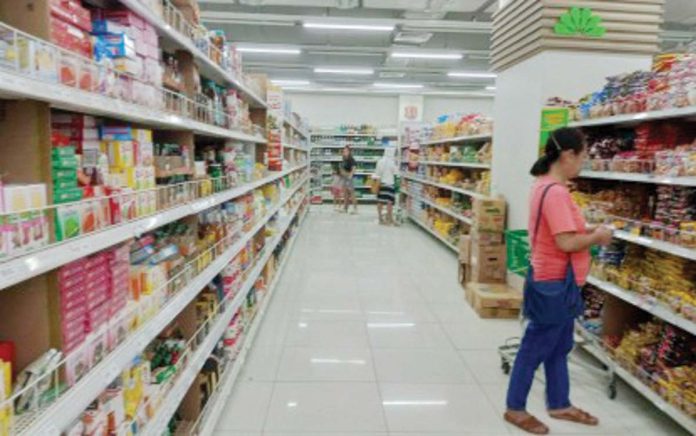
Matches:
[529,127,586,176]
[530,155,551,176]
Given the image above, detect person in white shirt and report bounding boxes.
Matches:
[372,147,397,225]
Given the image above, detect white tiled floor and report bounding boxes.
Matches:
[214,206,689,436]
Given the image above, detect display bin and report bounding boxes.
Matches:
[505,229,529,277]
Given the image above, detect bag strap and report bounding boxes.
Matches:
[531,183,558,250]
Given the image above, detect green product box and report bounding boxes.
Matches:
[51,156,79,169]
[52,179,76,190]
[51,147,76,158]
[54,203,81,241]
[52,168,77,182]
[53,187,83,204]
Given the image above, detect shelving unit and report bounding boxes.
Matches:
[401,190,472,225]
[418,160,491,169]
[571,102,696,432]
[406,212,458,253]
[400,173,489,200]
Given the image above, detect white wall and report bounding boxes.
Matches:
[287,92,494,128]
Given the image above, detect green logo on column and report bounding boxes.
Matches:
[554,7,606,37]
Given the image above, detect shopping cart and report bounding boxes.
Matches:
[497,230,617,399]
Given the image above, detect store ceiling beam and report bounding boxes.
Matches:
[200,10,493,34]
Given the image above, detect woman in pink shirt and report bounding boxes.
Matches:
[504,128,612,434]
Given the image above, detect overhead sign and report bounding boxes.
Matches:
[554,7,606,38]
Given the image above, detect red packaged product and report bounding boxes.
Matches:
[103,9,145,30]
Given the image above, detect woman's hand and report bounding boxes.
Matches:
[592,226,613,246]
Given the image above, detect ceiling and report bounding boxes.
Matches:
[199,0,696,95]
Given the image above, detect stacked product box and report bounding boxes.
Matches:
[58,243,129,386]
[0,183,49,258]
[48,0,95,89]
[91,8,163,106]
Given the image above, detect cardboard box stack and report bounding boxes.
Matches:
[460,197,522,318]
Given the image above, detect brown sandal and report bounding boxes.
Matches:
[504,411,550,434]
[549,407,599,426]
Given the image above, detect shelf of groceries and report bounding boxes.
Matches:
[0,21,266,143]
[0,164,309,290]
[118,0,267,109]
[418,160,491,169]
[544,53,696,432]
[3,175,308,435]
[400,173,490,200]
[419,132,492,146]
[406,212,458,253]
[401,190,472,225]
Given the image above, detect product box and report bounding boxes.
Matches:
[469,243,507,284]
[458,234,470,263]
[472,197,506,233]
[106,141,135,169]
[470,228,505,246]
[18,39,58,82]
[49,0,92,32]
[464,282,521,319]
[91,19,130,36]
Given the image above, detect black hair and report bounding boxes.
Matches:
[530,127,586,176]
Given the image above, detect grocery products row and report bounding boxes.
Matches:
[309,126,399,204]
[0,171,308,435]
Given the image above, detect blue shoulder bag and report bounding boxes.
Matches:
[522,183,584,325]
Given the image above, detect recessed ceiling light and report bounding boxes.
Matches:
[314,67,374,75]
[391,51,462,60]
[373,82,424,89]
[303,22,394,32]
[485,86,496,91]
[237,46,301,54]
[448,71,497,78]
[271,79,310,86]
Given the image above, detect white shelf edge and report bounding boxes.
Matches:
[568,106,696,128]
[407,213,458,253]
[196,208,307,436]
[420,133,492,146]
[419,160,491,169]
[142,193,306,436]
[401,191,472,224]
[0,70,266,143]
[283,143,309,152]
[310,132,398,138]
[579,171,696,187]
[612,230,696,262]
[0,164,308,290]
[587,276,696,336]
[311,145,394,150]
[575,326,696,434]
[18,178,306,435]
[119,0,267,109]
[400,173,489,200]
[312,157,379,163]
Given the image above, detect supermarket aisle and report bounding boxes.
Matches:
[214,206,687,436]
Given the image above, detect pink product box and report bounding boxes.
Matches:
[108,296,128,317]
[103,10,145,30]
[59,279,86,300]
[85,253,109,269]
[62,334,86,356]
[58,260,86,281]
[52,113,97,128]
[61,306,86,329]
[85,303,109,331]
[84,263,110,282]
[62,316,86,345]
[143,25,158,46]
[144,43,160,60]
[61,291,87,314]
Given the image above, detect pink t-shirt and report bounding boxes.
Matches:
[529,176,590,285]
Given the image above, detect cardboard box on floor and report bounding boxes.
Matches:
[464,282,522,319]
[469,243,507,284]
[472,197,506,233]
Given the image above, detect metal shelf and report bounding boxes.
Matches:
[612,230,696,262]
[407,213,458,253]
[402,191,472,224]
[16,179,308,435]
[0,164,308,291]
[419,160,491,169]
[312,145,393,150]
[579,171,696,187]
[568,106,696,128]
[142,196,306,436]
[284,119,309,139]
[119,0,267,109]
[195,210,307,436]
[311,132,398,138]
[587,276,696,336]
[312,157,379,163]
[0,70,266,143]
[420,133,492,146]
[283,143,310,152]
[400,173,489,200]
[576,326,696,434]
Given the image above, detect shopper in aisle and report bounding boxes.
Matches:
[373,147,398,225]
[330,165,343,211]
[504,128,613,435]
[340,146,358,214]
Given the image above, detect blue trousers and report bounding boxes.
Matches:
[506,318,574,411]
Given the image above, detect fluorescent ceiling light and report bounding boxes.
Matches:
[237,46,301,54]
[448,71,497,78]
[373,83,424,89]
[391,51,462,60]
[272,79,310,86]
[314,67,374,75]
[485,86,496,91]
[304,22,394,32]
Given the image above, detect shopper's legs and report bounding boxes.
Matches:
[377,201,385,223]
[386,201,394,224]
[544,319,574,410]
